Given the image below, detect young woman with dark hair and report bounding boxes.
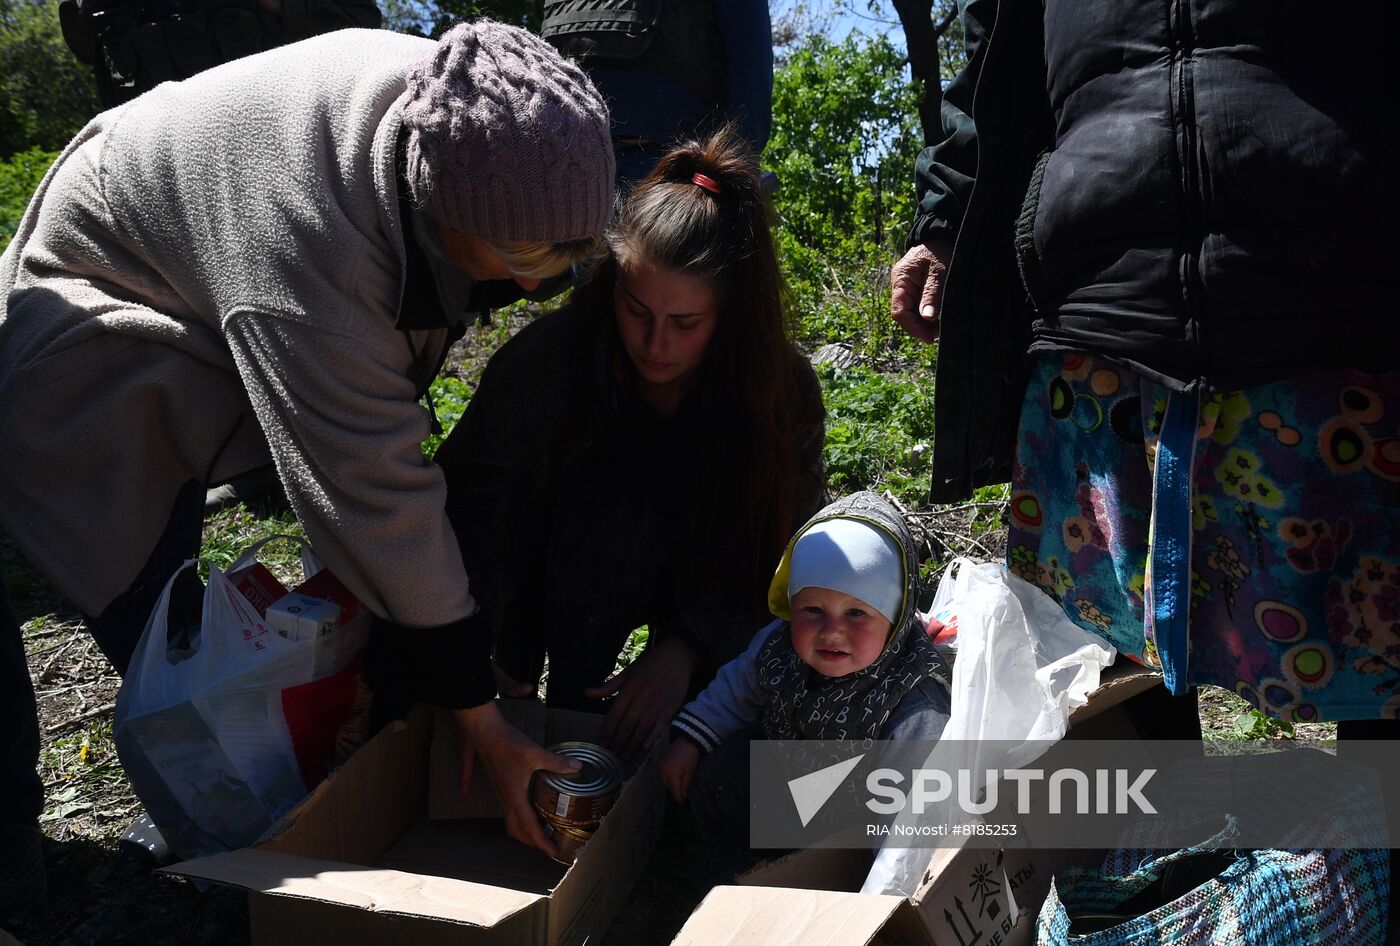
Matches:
[431,125,826,857]
[584,124,810,567]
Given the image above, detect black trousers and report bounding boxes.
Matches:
[491,497,670,711]
[1,480,204,826]
[485,462,681,713]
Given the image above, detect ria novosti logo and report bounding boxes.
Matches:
[788,756,1157,826]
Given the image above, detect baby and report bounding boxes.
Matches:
[660,492,952,831]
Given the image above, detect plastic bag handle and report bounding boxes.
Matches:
[932,556,971,578]
[115,557,207,725]
[943,556,975,579]
[201,555,287,667]
[228,533,324,581]
[120,533,322,715]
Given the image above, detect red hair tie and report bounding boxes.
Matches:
[691,172,721,195]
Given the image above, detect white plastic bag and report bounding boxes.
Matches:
[935,558,1116,747]
[862,558,1116,896]
[114,536,369,859]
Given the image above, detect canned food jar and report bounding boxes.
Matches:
[531,741,623,828]
[545,821,595,865]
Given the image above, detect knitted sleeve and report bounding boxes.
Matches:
[671,620,782,753]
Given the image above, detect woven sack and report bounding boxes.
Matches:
[1037,818,1389,945]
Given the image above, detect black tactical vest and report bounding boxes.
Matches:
[541,0,724,107]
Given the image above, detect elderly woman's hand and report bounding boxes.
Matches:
[890,239,955,344]
[584,636,699,758]
[453,702,580,857]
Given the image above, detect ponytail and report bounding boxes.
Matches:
[607,125,805,581]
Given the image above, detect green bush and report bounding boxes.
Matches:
[817,362,934,507]
[1232,707,1295,740]
[422,374,473,457]
[765,33,927,361]
[0,145,56,251]
[0,0,97,157]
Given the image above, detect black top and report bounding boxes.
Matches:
[910,0,1399,502]
[436,299,828,687]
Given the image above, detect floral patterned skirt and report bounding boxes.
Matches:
[1007,353,1400,722]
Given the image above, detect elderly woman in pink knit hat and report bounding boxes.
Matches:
[0,21,613,897]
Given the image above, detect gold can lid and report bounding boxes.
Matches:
[539,741,623,798]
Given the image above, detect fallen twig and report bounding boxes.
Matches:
[906,500,1008,519]
[34,635,80,685]
[883,490,947,566]
[45,701,115,734]
[35,679,108,701]
[923,524,999,561]
[824,262,847,297]
[22,623,85,641]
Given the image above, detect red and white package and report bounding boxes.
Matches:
[228,561,288,617]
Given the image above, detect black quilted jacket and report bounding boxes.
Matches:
[911,0,1398,502]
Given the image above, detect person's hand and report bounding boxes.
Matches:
[659,737,701,804]
[492,660,535,698]
[453,702,580,857]
[890,238,954,344]
[583,635,700,758]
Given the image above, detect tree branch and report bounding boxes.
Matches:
[892,0,959,145]
[933,4,957,38]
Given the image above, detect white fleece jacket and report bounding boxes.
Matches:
[0,29,475,628]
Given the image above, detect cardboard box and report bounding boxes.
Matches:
[675,837,1093,946]
[267,593,342,641]
[169,700,665,945]
[670,662,1162,946]
[671,884,926,946]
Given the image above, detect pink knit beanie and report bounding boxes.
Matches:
[402,21,615,243]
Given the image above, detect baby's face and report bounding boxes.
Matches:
[790,586,893,678]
